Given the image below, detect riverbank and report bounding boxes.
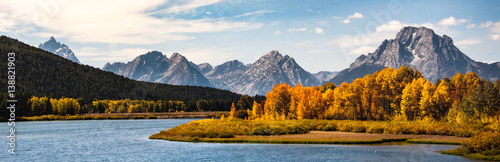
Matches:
[150,130,466,145]
[15,112,228,121]
[149,118,479,145]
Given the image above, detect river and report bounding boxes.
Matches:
[1,119,474,161]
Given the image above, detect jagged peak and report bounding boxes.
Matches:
[137,51,164,59]
[258,50,284,61]
[170,52,184,59]
[48,36,57,42]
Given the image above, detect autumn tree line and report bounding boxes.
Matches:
[27,97,255,116]
[233,66,500,124]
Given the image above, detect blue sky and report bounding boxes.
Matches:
[1,0,499,72]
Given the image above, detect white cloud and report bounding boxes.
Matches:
[347,12,364,19]
[350,46,376,56]
[489,34,500,41]
[232,10,275,18]
[438,16,467,27]
[340,12,363,24]
[376,20,406,33]
[490,21,500,33]
[376,20,438,33]
[0,0,262,45]
[274,30,281,34]
[205,11,212,15]
[455,38,481,46]
[466,24,476,29]
[480,21,493,28]
[288,28,307,32]
[314,28,325,34]
[487,21,500,41]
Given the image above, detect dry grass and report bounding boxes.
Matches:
[152,130,468,145]
[235,131,467,143]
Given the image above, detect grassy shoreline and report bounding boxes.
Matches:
[150,130,465,145]
[149,119,474,145]
[12,112,229,121]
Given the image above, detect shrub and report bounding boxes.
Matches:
[462,132,500,154]
[218,131,234,138]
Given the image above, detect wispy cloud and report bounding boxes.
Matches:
[466,24,476,29]
[232,10,275,18]
[177,47,239,65]
[307,8,321,13]
[152,0,223,15]
[480,21,493,28]
[288,28,307,32]
[77,48,152,62]
[0,0,262,45]
[350,46,376,56]
[455,38,481,46]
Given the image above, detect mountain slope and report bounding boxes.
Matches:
[0,35,240,102]
[103,52,212,87]
[38,36,80,63]
[206,60,248,90]
[210,50,321,95]
[329,26,500,85]
[314,71,339,82]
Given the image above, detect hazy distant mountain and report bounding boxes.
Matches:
[38,36,80,63]
[209,50,320,95]
[103,51,211,87]
[329,26,500,85]
[314,71,339,83]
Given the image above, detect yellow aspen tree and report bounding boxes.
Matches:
[252,101,262,118]
[230,103,237,118]
[419,81,436,118]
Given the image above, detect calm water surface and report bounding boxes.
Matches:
[1,119,475,161]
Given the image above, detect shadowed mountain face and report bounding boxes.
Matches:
[329,26,500,85]
[38,36,80,63]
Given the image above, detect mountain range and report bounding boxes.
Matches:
[37,26,500,96]
[104,50,321,95]
[329,26,500,85]
[38,36,80,63]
